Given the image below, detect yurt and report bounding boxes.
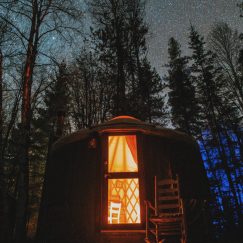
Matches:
[37,116,209,243]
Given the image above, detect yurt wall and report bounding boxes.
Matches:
[37,116,209,243]
[38,136,101,243]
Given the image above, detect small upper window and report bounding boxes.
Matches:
[108,135,138,173]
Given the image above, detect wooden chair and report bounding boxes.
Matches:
[108,202,121,224]
[145,176,187,243]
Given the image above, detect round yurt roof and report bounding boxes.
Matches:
[52,116,197,151]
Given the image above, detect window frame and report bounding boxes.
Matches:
[100,132,145,230]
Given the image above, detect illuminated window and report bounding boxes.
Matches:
[107,135,141,224]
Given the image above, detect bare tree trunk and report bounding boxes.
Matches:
[0,49,12,243]
[0,48,4,238]
[1,89,21,158]
[14,2,38,242]
[0,1,82,241]
[0,48,7,243]
[0,49,2,164]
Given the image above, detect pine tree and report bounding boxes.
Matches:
[166,37,200,136]
[128,58,166,123]
[89,0,166,122]
[238,2,243,17]
[189,26,242,235]
[125,0,148,95]
[38,61,70,140]
[89,0,130,115]
[26,62,71,237]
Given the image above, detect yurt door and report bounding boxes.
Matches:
[102,134,141,226]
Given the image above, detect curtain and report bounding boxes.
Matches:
[108,135,138,172]
[125,136,138,164]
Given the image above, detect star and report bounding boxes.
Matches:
[145,0,243,77]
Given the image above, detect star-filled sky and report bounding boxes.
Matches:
[145,0,243,76]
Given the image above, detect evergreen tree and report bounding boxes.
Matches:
[189,26,242,237]
[38,61,70,141]
[89,0,130,115]
[89,0,166,122]
[25,62,71,237]
[166,37,200,136]
[238,2,243,17]
[125,0,148,96]
[128,58,167,123]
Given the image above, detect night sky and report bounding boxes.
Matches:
[145,0,243,76]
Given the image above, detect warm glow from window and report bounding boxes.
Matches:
[108,135,141,224]
[108,136,138,172]
[108,178,141,224]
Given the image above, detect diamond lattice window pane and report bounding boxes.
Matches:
[108,178,141,224]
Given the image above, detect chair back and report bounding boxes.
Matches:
[154,176,182,217]
[109,202,121,223]
[145,176,187,242]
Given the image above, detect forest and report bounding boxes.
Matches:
[0,0,242,243]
